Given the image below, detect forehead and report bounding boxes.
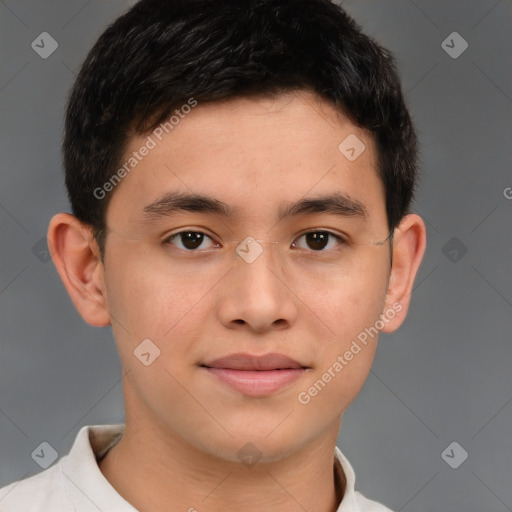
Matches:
[105,90,386,229]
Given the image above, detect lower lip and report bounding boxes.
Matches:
[203,367,307,397]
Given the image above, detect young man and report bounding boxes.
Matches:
[0,0,426,510]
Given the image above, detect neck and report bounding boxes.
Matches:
[98,418,345,512]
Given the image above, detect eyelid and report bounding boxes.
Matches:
[291,229,348,251]
[163,226,219,242]
[164,230,220,251]
[293,228,348,244]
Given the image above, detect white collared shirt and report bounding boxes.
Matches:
[0,424,393,511]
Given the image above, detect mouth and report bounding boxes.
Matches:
[200,353,310,397]
[201,352,308,371]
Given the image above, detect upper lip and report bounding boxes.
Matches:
[201,353,308,371]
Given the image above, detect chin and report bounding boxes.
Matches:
[202,425,308,465]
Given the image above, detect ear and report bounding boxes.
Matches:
[380,213,427,333]
[47,213,111,327]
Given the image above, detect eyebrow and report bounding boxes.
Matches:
[142,191,368,222]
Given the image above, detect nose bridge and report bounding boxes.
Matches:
[234,236,279,266]
[232,237,284,287]
[217,235,296,331]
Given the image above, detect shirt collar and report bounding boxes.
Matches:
[61,423,137,511]
[334,445,364,511]
[61,424,363,511]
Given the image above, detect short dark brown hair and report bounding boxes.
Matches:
[63,0,419,257]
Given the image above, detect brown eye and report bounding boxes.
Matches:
[292,231,345,251]
[165,231,216,251]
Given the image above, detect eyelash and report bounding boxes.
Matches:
[163,230,348,253]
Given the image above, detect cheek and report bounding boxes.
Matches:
[297,283,386,416]
[302,259,389,404]
[312,264,389,344]
[103,244,214,345]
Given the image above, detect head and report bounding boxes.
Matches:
[49,0,426,463]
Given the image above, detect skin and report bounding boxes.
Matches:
[48,90,426,512]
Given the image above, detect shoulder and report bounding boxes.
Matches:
[0,460,69,511]
[0,424,126,512]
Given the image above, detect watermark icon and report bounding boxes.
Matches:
[442,236,468,263]
[237,442,263,467]
[93,98,198,200]
[32,236,51,263]
[441,32,468,59]
[298,302,402,405]
[31,32,58,59]
[503,187,512,200]
[236,237,264,263]
[441,441,468,469]
[134,338,161,366]
[31,441,58,469]
[338,134,366,161]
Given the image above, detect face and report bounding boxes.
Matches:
[99,90,394,462]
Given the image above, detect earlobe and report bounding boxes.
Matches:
[380,213,427,333]
[47,213,111,327]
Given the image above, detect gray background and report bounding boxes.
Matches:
[0,1,511,510]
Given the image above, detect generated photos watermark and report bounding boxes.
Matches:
[297,301,403,405]
[93,98,198,200]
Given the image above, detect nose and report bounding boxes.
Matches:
[215,238,298,333]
